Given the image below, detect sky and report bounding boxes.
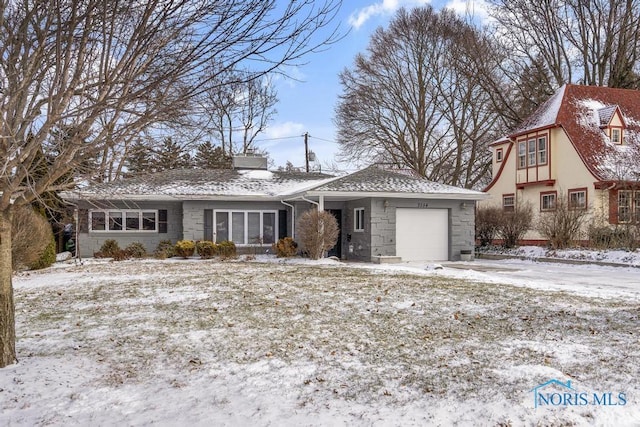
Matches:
[258,0,490,170]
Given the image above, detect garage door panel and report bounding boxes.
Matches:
[396,208,448,261]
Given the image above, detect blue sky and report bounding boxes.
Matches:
[258,0,489,170]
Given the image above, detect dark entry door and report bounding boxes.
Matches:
[326,209,342,258]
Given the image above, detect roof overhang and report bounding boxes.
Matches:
[516,179,556,190]
[301,190,489,201]
[508,123,558,140]
[62,192,285,202]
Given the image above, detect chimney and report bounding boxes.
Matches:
[232,150,268,170]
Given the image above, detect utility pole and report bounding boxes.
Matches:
[304,132,310,173]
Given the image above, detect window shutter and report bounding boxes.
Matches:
[158,209,168,233]
[204,209,213,241]
[78,209,89,233]
[278,210,287,239]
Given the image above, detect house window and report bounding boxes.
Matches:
[617,191,640,223]
[541,192,557,211]
[354,207,365,232]
[496,148,503,163]
[502,194,515,211]
[568,189,587,210]
[518,141,526,168]
[89,210,157,232]
[214,210,276,245]
[537,136,547,165]
[527,139,536,166]
[611,128,621,144]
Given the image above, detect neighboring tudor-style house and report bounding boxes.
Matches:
[63,156,485,262]
[483,84,640,243]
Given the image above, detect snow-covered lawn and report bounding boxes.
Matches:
[2,257,639,426]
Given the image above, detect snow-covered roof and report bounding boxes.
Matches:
[505,84,640,182]
[307,165,486,199]
[64,165,486,202]
[65,168,335,200]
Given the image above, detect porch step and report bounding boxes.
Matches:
[371,256,402,264]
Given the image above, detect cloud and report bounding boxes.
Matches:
[348,0,431,30]
[262,121,306,143]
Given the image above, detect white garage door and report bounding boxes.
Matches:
[396,208,449,261]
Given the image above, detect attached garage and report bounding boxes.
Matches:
[396,208,449,261]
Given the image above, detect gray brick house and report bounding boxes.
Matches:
[63,159,485,262]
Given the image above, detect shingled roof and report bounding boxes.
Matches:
[66,165,486,201]
[509,84,640,181]
[306,165,485,198]
[66,168,335,200]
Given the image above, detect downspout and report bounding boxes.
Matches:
[280,200,296,239]
[65,200,82,264]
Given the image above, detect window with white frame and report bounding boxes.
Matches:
[214,210,276,245]
[496,148,503,163]
[502,194,515,211]
[527,139,536,166]
[354,207,365,231]
[568,189,587,210]
[89,210,157,232]
[541,192,557,211]
[537,136,547,165]
[618,190,640,223]
[518,141,526,168]
[611,128,621,144]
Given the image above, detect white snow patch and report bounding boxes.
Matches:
[238,169,274,180]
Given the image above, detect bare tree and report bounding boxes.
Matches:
[335,6,497,188]
[200,69,278,156]
[488,0,640,88]
[0,0,342,367]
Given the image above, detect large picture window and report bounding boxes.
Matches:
[89,210,157,232]
[214,210,277,245]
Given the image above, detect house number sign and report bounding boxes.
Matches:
[417,202,429,208]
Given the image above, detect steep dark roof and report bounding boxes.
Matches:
[508,84,640,181]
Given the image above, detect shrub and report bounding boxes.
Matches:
[218,240,237,258]
[175,240,196,258]
[125,242,147,258]
[589,225,637,249]
[475,206,503,246]
[196,240,218,258]
[536,195,588,249]
[154,240,175,259]
[11,205,54,271]
[497,202,533,248]
[296,209,339,260]
[273,237,298,257]
[96,239,121,258]
[29,237,56,270]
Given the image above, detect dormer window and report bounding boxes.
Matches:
[611,128,621,144]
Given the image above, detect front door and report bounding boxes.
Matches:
[327,209,342,258]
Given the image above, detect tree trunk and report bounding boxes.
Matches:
[0,208,16,367]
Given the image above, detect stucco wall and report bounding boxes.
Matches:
[483,127,608,242]
[76,200,183,257]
